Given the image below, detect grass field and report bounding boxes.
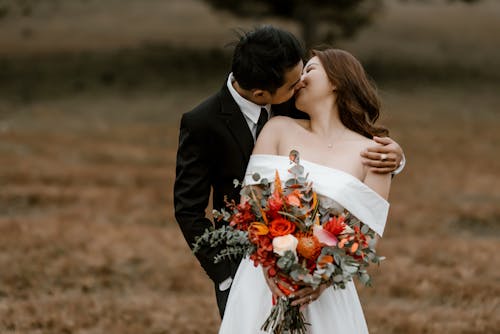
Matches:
[0,0,499,333]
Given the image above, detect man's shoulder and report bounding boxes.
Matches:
[184,91,222,121]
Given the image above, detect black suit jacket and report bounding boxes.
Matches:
[174,81,307,285]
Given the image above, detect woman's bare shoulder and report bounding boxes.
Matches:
[265,116,309,132]
[254,117,307,154]
[344,129,376,149]
[267,115,305,126]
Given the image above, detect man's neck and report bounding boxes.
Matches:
[233,80,266,105]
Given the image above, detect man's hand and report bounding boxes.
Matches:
[361,136,404,174]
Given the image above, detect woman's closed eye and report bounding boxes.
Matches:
[304,64,317,74]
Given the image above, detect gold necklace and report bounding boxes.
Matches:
[326,127,347,149]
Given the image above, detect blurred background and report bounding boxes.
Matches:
[0,0,498,333]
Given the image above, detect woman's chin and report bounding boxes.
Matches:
[295,104,306,112]
[294,99,306,112]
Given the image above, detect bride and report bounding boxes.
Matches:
[219,48,392,333]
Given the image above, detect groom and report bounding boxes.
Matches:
[174,25,404,318]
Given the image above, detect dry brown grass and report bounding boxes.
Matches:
[1,81,498,333]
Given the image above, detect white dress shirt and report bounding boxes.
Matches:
[393,155,406,175]
[227,73,271,142]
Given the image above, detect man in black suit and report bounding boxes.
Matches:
[174,26,404,318]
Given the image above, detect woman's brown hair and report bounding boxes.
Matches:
[312,48,388,138]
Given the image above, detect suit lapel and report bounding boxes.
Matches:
[218,84,254,161]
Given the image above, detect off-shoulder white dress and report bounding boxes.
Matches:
[219,155,389,334]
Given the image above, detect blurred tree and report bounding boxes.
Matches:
[202,0,482,48]
[0,0,61,20]
[0,0,481,44]
[203,0,382,48]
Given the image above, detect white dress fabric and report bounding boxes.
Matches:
[219,154,390,334]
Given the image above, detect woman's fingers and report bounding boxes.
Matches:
[262,268,285,298]
[290,284,329,307]
[290,286,316,306]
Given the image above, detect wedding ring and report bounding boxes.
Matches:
[380,153,388,161]
[309,295,313,302]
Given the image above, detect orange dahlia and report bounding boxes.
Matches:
[296,234,322,260]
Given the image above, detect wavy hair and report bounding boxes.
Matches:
[312,48,388,138]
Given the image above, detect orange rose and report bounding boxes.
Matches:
[268,218,296,237]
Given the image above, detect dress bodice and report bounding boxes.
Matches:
[243,154,389,236]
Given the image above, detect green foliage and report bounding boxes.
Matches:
[261,297,308,334]
[276,250,296,271]
[193,225,254,263]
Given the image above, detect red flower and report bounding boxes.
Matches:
[249,234,275,268]
[268,218,296,237]
[267,195,284,219]
[229,202,255,230]
[323,216,346,236]
[267,266,277,277]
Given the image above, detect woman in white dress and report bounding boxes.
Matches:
[220,48,393,333]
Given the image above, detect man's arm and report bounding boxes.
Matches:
[174,113,232,284]
[360,136,405,175]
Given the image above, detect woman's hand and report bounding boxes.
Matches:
[290,283,330,308]
[262,267,296,300]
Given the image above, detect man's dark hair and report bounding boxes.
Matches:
[231,25,304,94]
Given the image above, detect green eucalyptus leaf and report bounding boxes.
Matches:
[361,224,370,234]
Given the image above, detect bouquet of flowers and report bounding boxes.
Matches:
[193,151,384,334]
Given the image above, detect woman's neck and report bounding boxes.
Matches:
[307,102,347,139]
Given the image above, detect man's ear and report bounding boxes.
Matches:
[252,89,272,103]
[252,89,266,98]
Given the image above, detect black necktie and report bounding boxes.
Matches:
[256,107,268,139]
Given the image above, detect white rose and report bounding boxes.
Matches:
[272,234,298,257]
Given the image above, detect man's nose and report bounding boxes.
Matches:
[294,80,305,91]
